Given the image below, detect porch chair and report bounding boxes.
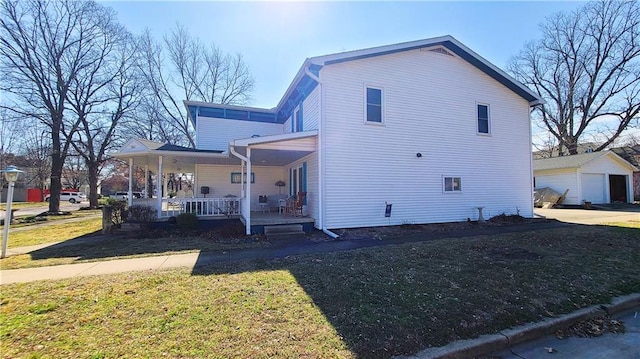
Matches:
[293,192,306,217]
[284,195,296,216]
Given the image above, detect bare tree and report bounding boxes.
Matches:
[0,0,122,212]
[62,152,87,190]
[66,23,140,207]
[509,0,640,156]
[134,25,255,147]
[21,128,51,202]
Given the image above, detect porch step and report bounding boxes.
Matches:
[264,224,304,240]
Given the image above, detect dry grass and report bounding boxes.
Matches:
[6,217,102,248]
[607,220,640,229]
[1,223,639,358]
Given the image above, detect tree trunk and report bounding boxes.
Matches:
[49,150,63,213]
[87,162,100,208]
[48,118,65,213]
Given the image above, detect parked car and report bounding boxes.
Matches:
[110,191,144,200]
[44,191,87,204]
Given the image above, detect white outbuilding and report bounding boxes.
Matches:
[533,151,637,205]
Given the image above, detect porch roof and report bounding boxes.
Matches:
[230,130,318,166]
[112,131,318,171]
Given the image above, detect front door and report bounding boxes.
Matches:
[290,163,307,199]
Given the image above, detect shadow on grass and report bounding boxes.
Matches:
[189,222,640,358]
[28,219,261,261]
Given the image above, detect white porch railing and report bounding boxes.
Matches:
[159,197,241,218]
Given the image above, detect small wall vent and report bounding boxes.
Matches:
[421,47,454,57]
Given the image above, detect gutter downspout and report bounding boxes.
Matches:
[304,65,339,239]
[230,144,252,235]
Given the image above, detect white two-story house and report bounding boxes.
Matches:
[114,35,543,235]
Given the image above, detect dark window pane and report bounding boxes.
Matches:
[367,88,382,105]
[444,177,453,191]
[478,118,489,133]
[477,104,488,119]
[367,104,382,122]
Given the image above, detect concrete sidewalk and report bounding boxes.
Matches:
[1,252,201,284]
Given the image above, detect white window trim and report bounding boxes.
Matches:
[442,175,463,193]
[476,102,491,136]
[364,84,385,125]
[293,105,301,133]
[290,163,304,195]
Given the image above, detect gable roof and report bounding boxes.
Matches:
[115,138,224,157]
[187,35,544,127]
[533,150,638,172]
[611,145,640,168]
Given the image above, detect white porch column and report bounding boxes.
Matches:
[157,156,163,218]
[163,173,169,200]
[144,165,149,199]
[245,147,251,235]
[128,158,133,206]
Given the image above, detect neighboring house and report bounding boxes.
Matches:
[114,35,543,234]
[611,145,640,201]
[532,142,598,160]
[533,151,637,205]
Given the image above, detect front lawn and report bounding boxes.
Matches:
[0,222,270,270]
[4,217,102,249]
[1,224,639,358]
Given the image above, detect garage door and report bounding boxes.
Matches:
[582,173,606,203]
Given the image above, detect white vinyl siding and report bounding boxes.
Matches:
[195,164,285,211]
[283,116,292,134]
[321,48,534,228]
[302,86,320,131]
[196,117,283,151]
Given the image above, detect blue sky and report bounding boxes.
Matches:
[104,1,585,109]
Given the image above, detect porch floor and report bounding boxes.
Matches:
[241,211,315,226]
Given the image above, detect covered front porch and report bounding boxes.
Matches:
[112,131,318,234]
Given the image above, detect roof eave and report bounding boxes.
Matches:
[231,129,319,147]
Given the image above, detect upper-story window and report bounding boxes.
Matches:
[366,87,383,123]
[477,104,490,134]
[291,105,303,133]
[294,106,303,132]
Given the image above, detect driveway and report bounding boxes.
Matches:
[535,207,640,225]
